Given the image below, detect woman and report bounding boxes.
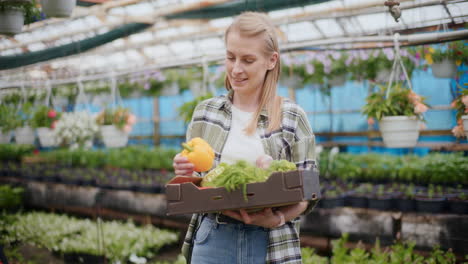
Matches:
[173,12,317,263]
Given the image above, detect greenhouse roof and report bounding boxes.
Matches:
[0,0,467,86]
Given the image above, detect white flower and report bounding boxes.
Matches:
[129,254,147,264]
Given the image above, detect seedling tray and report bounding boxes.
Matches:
[165,169,321,215]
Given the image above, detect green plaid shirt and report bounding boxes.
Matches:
[181,93,318,264]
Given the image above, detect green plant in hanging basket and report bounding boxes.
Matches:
[362,83,429,123]
[95,107,137,132]
[30,106,61,129]
[424,41,468,64]
[0,105,17,133]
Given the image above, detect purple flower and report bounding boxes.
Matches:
[144,82,150,90]
[359,50,369,60]
[282,55,292,66]
[331,51,341,60]
[306,63,315,74]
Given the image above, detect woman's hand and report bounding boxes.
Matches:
[173,153,195,176]
[222,201,308,228]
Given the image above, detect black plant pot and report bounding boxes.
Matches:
[394,198,416,212]
[448,200,468,215]
[321,197,345,209]
[415,196,446,214]
[347,195,368,208]
[63,252,106,264]
[368,197,394,211]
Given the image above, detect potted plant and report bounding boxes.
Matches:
[447,185,468,215]
[450,89,468,138]
[415,184,446,214]
[13,102,35,145]
[347,183,373,208]
[394,183,416,212]
[0,105,16,143]
[0,0,40,35]
[368,184,395,211]
[321,183,346,209]
[54,111,99,149]
[424,41,466,78]
[326,52,348,87]
[40,0,76,18]
[30,106,61,148]
[96,107,136,148]
[363,83,429,148]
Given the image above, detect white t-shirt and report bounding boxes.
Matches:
[220,105,265,166]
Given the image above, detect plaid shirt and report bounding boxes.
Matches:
[181,93,318,264]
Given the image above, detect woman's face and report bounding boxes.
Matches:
[225,31,277,96]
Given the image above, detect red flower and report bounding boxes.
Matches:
[50,120,57,129]
[47,110,57,118]
[33,149,39,155]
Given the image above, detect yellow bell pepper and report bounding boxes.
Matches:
[180,137,214,172]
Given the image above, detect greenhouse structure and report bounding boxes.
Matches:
[0,0,468,263]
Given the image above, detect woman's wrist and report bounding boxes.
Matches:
[273,211,285,228]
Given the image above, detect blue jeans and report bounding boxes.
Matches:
[191,216,269,264]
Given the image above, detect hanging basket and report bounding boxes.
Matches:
[0,9,25,35]
[37,127,58,147]
[462,115,468,138]
[431,59,457,79]
[0,131,12,144]
[328,74,346,87]
[14,126,35,145]
[101,125,128,148]
[379,116,420,148]
[41,0,76,18]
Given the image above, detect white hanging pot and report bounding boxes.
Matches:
[15,126,35,145]
[41,0,76,18]
[37,127,58,147]
[101,125,128,148]
[328,74,346,87]
[379,116,420,148]
[0,130,12,144]
[462,115,468,138]
[431,59,457,79]
[0,9,24,35]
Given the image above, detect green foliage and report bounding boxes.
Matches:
[426,41,468,63]
[11,102,34,128]
[95,107,132,130]
[268,160,297,172]
[0,185,24,209]
[0,211,179,262]
[31,146,178,171]
[326,152,468,185]
[0,144,35,162]
[178,93,213,124]
[302,247,328,264]
[0,104,17,133]
[362,83,427,121]
[30,106,61,128]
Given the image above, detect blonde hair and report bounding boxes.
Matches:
[224,12,283,135]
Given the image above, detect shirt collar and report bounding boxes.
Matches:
[219,90,268,118]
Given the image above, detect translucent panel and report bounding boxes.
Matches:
[126,49,144,61]
[403,5,448,27]
[27,42,46,52]
[143,45,172,58]
[314,18,343,38]
[197,37,224,55]
[1,48,20,56]
[178,25,201,34]
[447,2,468,17]
[284,21,320,42]
[169,41,194,58]
[209,17,233,28]
[111,39,126,48]
[155,28,179,38]
[304,0,343,13]
[125,2,155,16]
[269,7,303,19]
[129,31,154,44]
[339,16,364,36]
[84,16,103,27]
[109,7,126,16]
